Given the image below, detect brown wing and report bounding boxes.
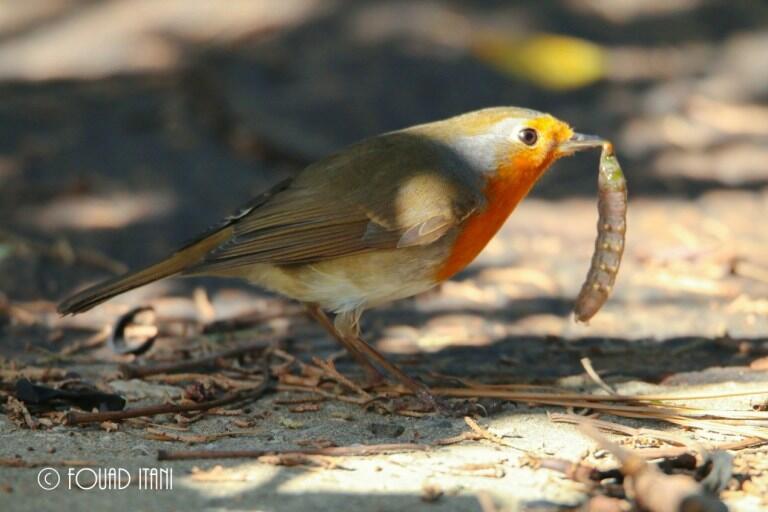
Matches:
[188,131,485,272]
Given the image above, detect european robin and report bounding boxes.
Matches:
[59,106,606,409]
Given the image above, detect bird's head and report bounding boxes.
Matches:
[427,107,604,181]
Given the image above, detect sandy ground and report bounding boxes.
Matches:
[2,1,768,511]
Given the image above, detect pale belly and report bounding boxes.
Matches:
[244,238,453,313]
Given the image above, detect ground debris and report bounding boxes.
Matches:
[14,378,125,412]
[4,396,37,429]
[578,425,728,512]
[288,402,321,413]
[0,366,69,382]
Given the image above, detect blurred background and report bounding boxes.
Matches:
[1,0,768,356]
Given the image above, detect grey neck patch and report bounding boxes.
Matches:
[448,117,524,175]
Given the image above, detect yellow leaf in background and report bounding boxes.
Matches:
[473,33,606,90]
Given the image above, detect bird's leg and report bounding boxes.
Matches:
[333,310,440,411]
[303,304,385,387]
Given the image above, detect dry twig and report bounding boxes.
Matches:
[144,427,263,444]
[463,416,515,448]
[157,443,428,461]
[580,357,618,395]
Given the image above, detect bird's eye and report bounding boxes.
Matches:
[518,127,538,146]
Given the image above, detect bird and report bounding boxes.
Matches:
[59,106,605,409]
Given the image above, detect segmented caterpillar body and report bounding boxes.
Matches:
[574,142,627,322]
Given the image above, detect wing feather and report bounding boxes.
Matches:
[188,131,485,272]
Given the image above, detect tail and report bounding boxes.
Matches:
[58,228,232,315]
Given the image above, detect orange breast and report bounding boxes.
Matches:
[435,154,555,281]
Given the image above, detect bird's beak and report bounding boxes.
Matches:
[557,132,606,156]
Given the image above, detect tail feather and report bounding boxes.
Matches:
[58,228,232,315]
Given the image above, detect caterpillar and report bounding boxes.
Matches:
[574,142,627,322]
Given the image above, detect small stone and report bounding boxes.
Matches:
[421,482,443,502]
[278,417,305,429]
